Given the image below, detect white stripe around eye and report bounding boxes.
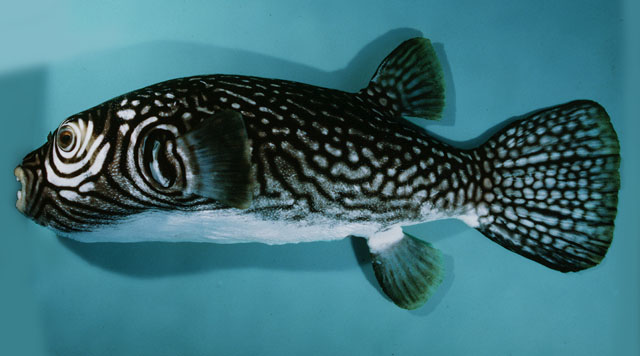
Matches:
[53,134,105,174]
[46,143,111,187]
[77,120,93,158]
[57,122,82,159]
[57,120,94,160]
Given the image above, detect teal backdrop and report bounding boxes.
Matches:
[1,1,638,355]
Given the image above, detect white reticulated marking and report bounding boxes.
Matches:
[79,182,95,193]
[445,191,455,204]
[381,182,395,196]
[196,107,215,114]
[119,123,129,135]
[536,189,548,199]
[483,177,492,189]
[231,103,241,109]
[312,122,329,135]
[348,151,359,163]
[398,165,417,183]
[364,173,383,192]
[330,163,371,179]
[60,190,81,201]
[324,143,342,157]
[313,155,328,168]
[258,106,284,120]
[551,193,569,208]
[544,177,556,188]
[523,188,534,199]
[521,219,534,228]
[46,143,110,187]
[504,206,517,221]
[272,127,290,135]
[578,189,589,201]
[141,106,150,115]
[131,100,140,106]
[524,175,534,186]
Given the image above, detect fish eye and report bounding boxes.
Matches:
[57,127,75,152]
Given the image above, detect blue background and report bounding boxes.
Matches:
[1,1,638,355]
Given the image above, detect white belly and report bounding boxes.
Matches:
[62,209,384,244]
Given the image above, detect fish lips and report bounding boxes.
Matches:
[14,166,28,215]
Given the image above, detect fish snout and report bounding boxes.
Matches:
[14,166,28,215]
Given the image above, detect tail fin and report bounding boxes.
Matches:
[361,37,445,120]
[473,100,620,272]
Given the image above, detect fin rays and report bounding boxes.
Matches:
[368,228,444,309]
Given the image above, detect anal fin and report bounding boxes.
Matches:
[367,226,444,310]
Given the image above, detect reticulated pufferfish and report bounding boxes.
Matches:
[14,38,620,309]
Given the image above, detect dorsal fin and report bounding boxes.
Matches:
[363,37,445,120]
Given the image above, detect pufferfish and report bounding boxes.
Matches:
[14,38,620,309]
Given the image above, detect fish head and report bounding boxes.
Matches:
[14,114,121,233]
[13,94,253,236]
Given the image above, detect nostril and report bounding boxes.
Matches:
[14,166,27,214]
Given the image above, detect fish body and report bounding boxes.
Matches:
[14,38,620,309]
[43,74,465,244]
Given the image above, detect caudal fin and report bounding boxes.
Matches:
[361,37,445,120]
[473,100,620,272]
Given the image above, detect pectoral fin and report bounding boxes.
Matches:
[178,110,254,209]
[367,226,444,310]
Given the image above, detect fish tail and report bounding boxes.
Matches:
[360,37,445,120]
[471,100,620,272]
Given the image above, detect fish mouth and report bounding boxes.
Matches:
[14,166,27,215]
